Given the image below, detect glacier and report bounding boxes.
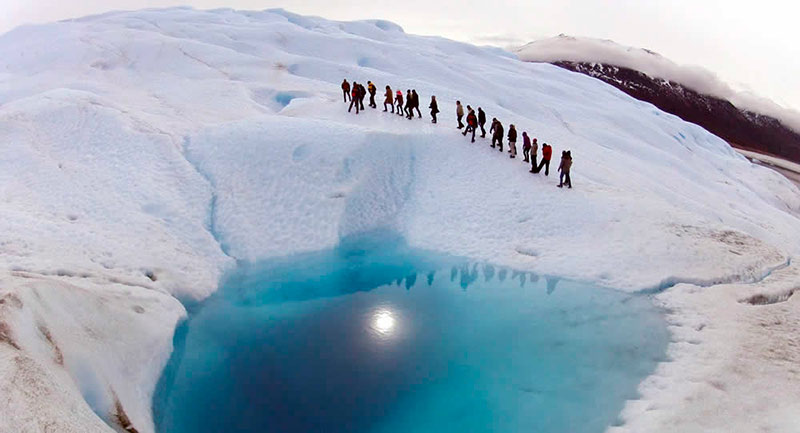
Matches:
[0,7,799,433]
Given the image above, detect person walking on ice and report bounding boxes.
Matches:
[357,83,366,111]
[405,90,413,119]
[535,142,553,175]
[342,79,351,102]
[429,95,439,123]
[522,132,531,162]
[411,90,422,118]
[508,124,518,159]
[478,107,487,138]
[490,118,504,151]
[384,86,394,112]
[558,151,573,188]
[348,82,360,114]
[463,106,477,142]
[456,101,465,129]
[529,138,539,172]
[395,90,404,116]
[367,81,377,108]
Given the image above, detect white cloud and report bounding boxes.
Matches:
[516,35,800,133]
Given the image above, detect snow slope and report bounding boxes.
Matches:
[516,35,800,134]
[0,7,799,433]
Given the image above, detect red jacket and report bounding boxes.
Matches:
[466,112,477,127]
[542,144,553,161]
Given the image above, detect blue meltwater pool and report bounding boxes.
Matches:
[153,233,668,433]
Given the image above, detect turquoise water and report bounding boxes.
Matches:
[154,233,668,433]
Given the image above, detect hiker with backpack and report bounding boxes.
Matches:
[558,151,573,188]
[429,96,439,123]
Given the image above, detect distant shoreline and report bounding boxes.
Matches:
[731,145,800,187]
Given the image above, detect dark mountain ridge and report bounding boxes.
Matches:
[551,61,800,163]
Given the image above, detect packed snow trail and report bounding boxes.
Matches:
[0,7,800,433]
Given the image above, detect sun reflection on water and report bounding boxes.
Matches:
[370,308,397,337]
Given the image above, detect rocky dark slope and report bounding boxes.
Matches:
[552,61,800,163]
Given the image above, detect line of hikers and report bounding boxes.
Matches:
[342,79,573,188]
[342,79,426,120]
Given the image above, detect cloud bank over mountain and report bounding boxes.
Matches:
[516,35,800,134]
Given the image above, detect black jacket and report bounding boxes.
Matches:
[508,128,517,142]
[429,100,439,113]
[478,109,486,125]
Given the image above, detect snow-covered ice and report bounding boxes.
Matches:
[0,7,799,433]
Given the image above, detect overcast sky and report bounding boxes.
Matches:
[3,0,800,111]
